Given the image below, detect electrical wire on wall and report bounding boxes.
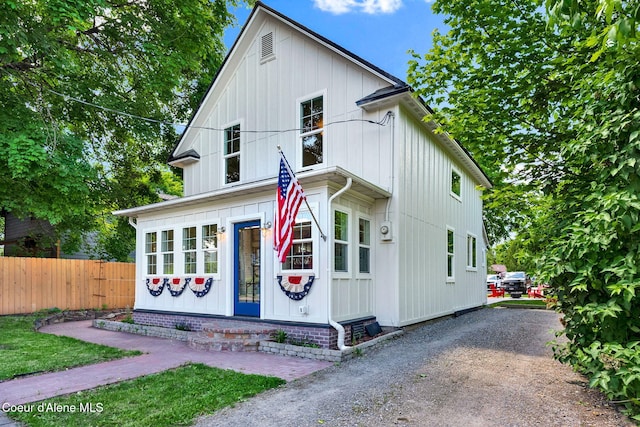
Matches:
[23,81,393,134]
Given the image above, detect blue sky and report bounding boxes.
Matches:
[224,0,447,81]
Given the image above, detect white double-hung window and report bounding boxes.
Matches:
[182,226,197,274]
[334,210,349,272]
[161,230,174,274]
[224,124,241,184]
[451,168,461,200]
[358,218,371,274]
[299,94,324,167]
[467,233,477,270]
[202,224,218,274]
[447,227,455,282]
[145,232,157,275]
[283,217,313,271]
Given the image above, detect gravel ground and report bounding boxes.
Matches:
[194,307,634,427]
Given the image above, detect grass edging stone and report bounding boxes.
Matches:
[93,319,193,341]
[259,329,404,362]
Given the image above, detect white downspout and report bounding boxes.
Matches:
[327,177,352,351]
[384,110,395,222]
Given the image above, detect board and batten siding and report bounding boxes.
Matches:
[393,107,486,327]
[180,15,393,198]
[133,187,331,325]
[329,190,376,323]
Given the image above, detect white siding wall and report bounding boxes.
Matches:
[181,16,394,197]
[145,10,489,329]
[134,187,330,324]
[329,190,375,322]
[384,107,486,327]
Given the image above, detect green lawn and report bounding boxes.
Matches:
[489,299,549,308]
[0,315,140,381]
[8,363,286,427]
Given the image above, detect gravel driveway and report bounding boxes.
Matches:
[194,307,633,427]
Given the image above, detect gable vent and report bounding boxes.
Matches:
[260,32,274,60]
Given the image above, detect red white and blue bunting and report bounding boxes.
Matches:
[277,275,315,301]
[145,277,214,298]
[168,277,189,297]
[188,277,213,298]
[146,277,165,297]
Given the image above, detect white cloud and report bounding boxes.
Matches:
[313,0,403,14]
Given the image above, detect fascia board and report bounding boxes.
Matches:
[113,166,390,218]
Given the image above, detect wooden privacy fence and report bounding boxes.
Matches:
[0,257,135,315]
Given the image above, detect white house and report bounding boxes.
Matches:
[114,2,492,349]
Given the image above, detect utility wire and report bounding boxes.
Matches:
[39,84,391,133]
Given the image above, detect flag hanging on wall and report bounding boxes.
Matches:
[274,151,306,263]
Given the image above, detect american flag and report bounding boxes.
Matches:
[274,152,306,263]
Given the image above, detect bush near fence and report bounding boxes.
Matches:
[0,257,135,315]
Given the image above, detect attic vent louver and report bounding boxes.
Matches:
[260,32,274,60]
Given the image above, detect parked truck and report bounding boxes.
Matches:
[502,271,528,298]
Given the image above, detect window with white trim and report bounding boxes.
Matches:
[300,96,324,167]
[145,232,157,275]
[358,218,371,274]
[183,226,197,274]
[334,210,349,272]
[202,224,218,274]
[451,169,461,198]
[283,217,313,270]
[467,233,477,269]
[224,124,240,184]
[161,230,174,274]
[447,227,455,281]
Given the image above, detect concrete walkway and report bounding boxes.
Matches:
[0,320,331,424]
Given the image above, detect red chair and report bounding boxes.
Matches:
[489,284,505,297]
[528,285,546,298]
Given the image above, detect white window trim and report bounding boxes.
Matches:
[296,89,327,171]
[446,226,455,283]
[466,232,478,271]
[450,167,462,202]
[182,226,198,275]
[143,220,222,278]
[221,119,243,186]
[356,214,373,278]
[160,229,175,275]
[277,202,319,277]
[144,231,158,275]
[201,224,219,275]
[333,206,352,277]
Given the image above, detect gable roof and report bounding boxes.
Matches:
[169,1,406,165]
[167,1,492,188]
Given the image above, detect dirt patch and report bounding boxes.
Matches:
[106,313,133,323]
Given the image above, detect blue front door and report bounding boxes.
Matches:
[234,221,261,317]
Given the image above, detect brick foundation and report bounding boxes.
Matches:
[133,310,378,350]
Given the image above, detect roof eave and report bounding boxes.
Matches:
[357,89,492,189]
[113,166,391,218]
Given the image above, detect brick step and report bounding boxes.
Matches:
[188,325,278,352]
[188,336,261,352]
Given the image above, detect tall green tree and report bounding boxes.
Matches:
[0,0,243,259]
[408,0,640,417]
